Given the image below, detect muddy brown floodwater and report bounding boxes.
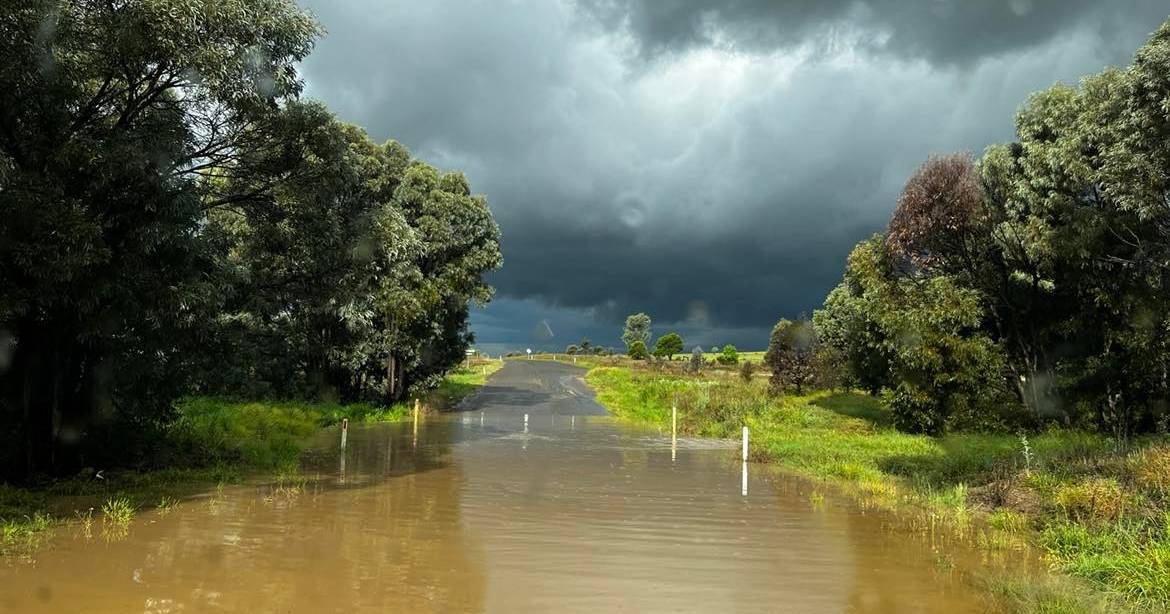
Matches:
[0,362,1030,613]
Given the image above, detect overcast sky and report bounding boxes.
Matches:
[297,0,1169,354]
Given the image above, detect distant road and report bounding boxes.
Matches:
[456,360,609,416]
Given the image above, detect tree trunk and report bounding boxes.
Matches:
[387,352,397,403]
[4,321,96,481]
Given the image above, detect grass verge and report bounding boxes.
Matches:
[1,362,499,559]
[585,364,1170,613]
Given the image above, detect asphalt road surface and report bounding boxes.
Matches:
[456,359,608,416]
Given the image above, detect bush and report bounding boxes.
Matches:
[653,332,684,360]
[716,345,739,365]
[739,361,755,383]
[1055,479,1127,523]
[689,346,704,373]
[628,340,649,360]
[1129,445,1170,495]
[766,319,817,395]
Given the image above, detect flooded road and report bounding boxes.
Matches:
[1,361,1014,613]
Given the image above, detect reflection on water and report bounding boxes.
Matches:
[0,414,1019,613]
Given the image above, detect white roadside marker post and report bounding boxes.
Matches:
[413,399,420,449]
[741,426,749,496]
[671,404,678,462]
[340,418,348,450]
[524,413,529,433]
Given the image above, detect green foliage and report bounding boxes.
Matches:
[622,312,652,350]
[813,20,1170,440]
[1041,521,1170,608]
[172,396,412,471]
[0,0,501,480]
[765,319,817,394]
[0,0,322,480]
[653,332,684,359]
[1,512,52,556]
[101,497,135,526]
[627,340,649,360]
[818,237,1018,434]
[716,344,739,365]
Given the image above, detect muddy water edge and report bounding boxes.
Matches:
[0,404,1043,612]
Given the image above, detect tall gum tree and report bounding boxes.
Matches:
[0,0,321,478]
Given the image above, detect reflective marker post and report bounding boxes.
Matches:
[671,404,678,463]
[741,426,750,496]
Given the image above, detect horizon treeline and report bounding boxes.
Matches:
[814,17,1170,438]
[0,0,502,480]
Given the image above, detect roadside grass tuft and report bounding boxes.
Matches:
[156,496,178,516]
[101,497,134,526]
[0,512,52,556]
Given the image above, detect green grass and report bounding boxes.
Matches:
[170,395,424,471]
[0,512,52,557]
[428,359,505,407]
[703,350,767,363]
[585,364,1170,612]
[0,365,498,559]
[100,497,135,525]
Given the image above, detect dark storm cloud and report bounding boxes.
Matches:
[579,0,1170,66]
[296,0,1168,350]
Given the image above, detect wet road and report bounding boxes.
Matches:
[457,359,606,416]
[0,360,1018,613]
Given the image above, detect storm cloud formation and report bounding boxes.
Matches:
[579,0,1166,66]
[296,0,1168,353]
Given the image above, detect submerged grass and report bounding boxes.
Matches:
[100,497,134,526]
[585,365,1170,612]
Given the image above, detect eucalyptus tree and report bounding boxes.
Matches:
[203,106,420,401]
[382,163,502,401]
[653,332,683,359]
[0,0,320,478]
[817,18,1170,437]
[621,313,651,349]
